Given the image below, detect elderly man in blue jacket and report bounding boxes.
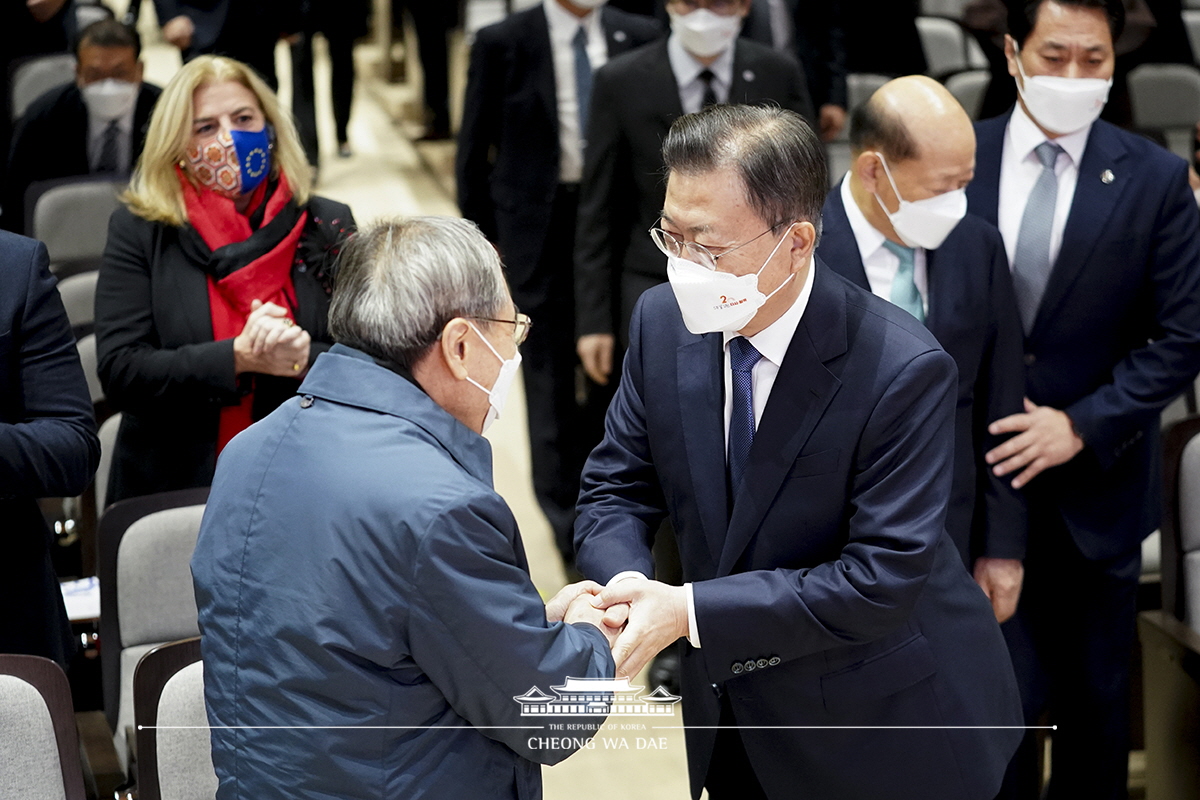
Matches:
[192,216,619,800]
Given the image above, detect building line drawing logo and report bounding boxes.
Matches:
[514,677,681,717]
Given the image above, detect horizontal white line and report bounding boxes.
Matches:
[651,725,1056,730]
[141,724,1054,731]
[140,726,547,730]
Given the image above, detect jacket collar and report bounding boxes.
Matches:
[299,344,494,486]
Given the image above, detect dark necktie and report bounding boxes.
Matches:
[1011,141,1064,334]
[728,336,763,496]
[96,118,120,173]
[699,69,719,109]
[573,26,593,135]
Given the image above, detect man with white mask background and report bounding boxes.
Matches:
[3,18,161,234]
[817,75,1027,628]
[964,2,1200,798]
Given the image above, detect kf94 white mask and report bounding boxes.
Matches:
[872,152,968,250]
[1013,42,1111,135]
[81,78,138,121]
[667,228,795,334]
[669,8,742,59]
[465,322,522,434]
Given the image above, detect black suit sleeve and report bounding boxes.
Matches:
[976,233,1027,560]
[95,208,242,416]
[792,0,847,109]
[574,64,628,338]
[0,239,99,499]
[455,27,504,242]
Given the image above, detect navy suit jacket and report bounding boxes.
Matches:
[817,191,1027,566]
[575,267,1022,800]
[967,112,1200,560]
[0,231,98,664]
[456,4,661,309]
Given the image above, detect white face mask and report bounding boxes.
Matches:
[465,322,522,434]
[1012,42,1111,135]
[667,227,795,334]
[80,78,138,121]
[568,0,608,9]
[871,152,968,250]
[669,8,742,59]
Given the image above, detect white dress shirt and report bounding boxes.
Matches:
[86,106,135,174]
[997,103,1092,270]
[838,174,929,314]
[667,32,734,114]
[544,0,609,183]
[608,260,816,651]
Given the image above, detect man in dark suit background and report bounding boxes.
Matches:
[577,104,1023,800]
[153,0,300,88]
[964,1,1200,797]
[0,230,99,665]
[739,0,848,141]
[574,0,814,389]
[457,0,661,566]
[817,75,1027,624]
[4,19,161,235]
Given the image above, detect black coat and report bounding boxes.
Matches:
[574,37,815,338]
[456,4,662,304]
[95,196,354,504]
[0,231,99,666]
[3,82,161,234]
[739,0,849,108]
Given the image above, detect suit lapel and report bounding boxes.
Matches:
[677,333,729,566]
[1030,122,1129,338]
[819,190,872,291]
[646,40,684,128]
[525,7,558,134]
[600,7,635,55]
[718,261,846,576]
[968,112,1009,227]
[730,43,757,102]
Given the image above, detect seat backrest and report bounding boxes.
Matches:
[75,333,103,405]
[1175,428,1200,632]
[57,270,99,338]
[32,180,123,272]
[10,54,76,121]
[920,0,971,18]
[916,16,968,78]
[1184,9,1200,63]
[1128,63,1200,161]
[96,412,122,515]
[134,638,217,800]
[846,73,891,116]
[945,69,991,120]
[0,655,87,800]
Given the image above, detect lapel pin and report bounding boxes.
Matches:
[613,30,627,42]
[1101,169,1114,184]
[743,69,755,83]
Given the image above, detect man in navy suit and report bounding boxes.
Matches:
[457,0,661,566]
[964,1,1200,797]
[0,231,98,665]
[817,75,1027,623]
[576,104,1023,800]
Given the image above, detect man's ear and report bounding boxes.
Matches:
[855,151,881,195]
[439,318,472,381]
[789,221,817,270]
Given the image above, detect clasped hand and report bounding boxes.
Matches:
[233,299,311,378]
[547,577,688,679]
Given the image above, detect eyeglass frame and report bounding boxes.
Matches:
[649,222,789,271]
[470,312,533,346]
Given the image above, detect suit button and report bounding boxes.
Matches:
[711,683,722,697]
[744,660,757,672]
[731,663,743,675]
[756,658,769,669]
[1023,354,1036,366]
[299,395,314,408]
[768,656,781,666]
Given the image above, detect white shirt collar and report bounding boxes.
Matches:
[838,172,897,263]
[1007,102,1091,169]
[667,32,735,91]
[543,0,602,45]
[722,256,816,367]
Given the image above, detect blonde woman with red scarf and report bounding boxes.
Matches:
[96,56,354,505]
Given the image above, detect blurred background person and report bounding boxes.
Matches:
[457,0,661,570]
[0,229,99,666]
[95,55,355,505]
[152,0,301,89]
[4,18,161,234]
[395,0,458,140]
[841,0,926,78]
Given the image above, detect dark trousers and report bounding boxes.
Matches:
[520,185,610,563]
[401,0,451,131]
[292,29,357,164]
[997,491,1141,800]
[705,694,769,799]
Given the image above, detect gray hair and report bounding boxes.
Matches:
[661,104,827,242]
[328,216,508,368]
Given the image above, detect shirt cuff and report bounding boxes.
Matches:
[607,571,648,586]
[684,582,700,649]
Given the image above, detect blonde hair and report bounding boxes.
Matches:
[123,55,313,226]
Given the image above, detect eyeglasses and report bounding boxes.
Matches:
[668,0,742,14]
[649,225,780,271]
[471,312,533,346]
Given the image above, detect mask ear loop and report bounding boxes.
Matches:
[871,151,906,208]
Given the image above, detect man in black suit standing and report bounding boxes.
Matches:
[457,0,661,566]
[817,76,1027,624]
[0,230,99,665]
[4,19,161,235]
[574,0,814,388]
[153,0,300,88]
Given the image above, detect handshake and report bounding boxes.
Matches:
[545,577,690,680]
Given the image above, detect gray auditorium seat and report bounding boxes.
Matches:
[920,0,971,18]
[1184,10,1200,64]
[31,180,124,276]
[946,69,990,120]
[1127,63,1200,163]
[0,655,87,800]
[96,412,122,515]
[10,54,75,121]
[56,270,99,337]
[916,16,970,78]
[75,334,103,406]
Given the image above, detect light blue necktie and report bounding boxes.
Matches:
[1012,141,1064,334]
[882,240,925,324]
[728,337,763,496]
[573,26,593,135]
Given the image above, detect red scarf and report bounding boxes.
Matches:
[179,169,308,453]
